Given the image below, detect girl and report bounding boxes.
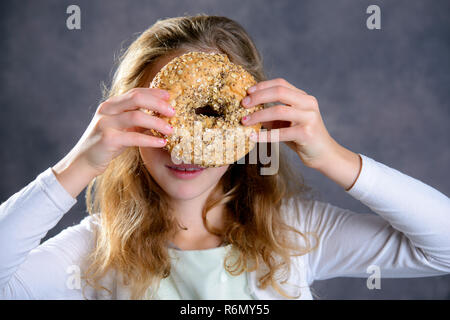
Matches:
[0,15,449,300]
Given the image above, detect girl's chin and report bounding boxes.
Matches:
[165,187,207,201]
[162,175,211,199]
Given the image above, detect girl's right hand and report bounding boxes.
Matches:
[52,88,175,198]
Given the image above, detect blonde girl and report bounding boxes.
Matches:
[0,15,449,300]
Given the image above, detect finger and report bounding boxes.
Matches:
[260,120,291,131]
[98,88,175,117]
[250,127,303,143]
[242,105,314,126]
[125,126,147,134]
[247,78,307,95]
[102,110,174,136]
[114,130,167,148]
[242,86,313,109]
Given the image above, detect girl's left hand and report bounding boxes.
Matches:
[241,78,342,170]
[241,78,362,190]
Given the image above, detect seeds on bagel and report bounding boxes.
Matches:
[143,51,263,167]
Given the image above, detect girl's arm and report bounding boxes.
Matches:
[296,153,450,283]
[0,167,82,298]
[242,78,450,283]
[0,87,174,298]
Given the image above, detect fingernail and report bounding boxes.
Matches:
[166,124,173,131]
[160,138,167,144]
[242,97,251,106]
[242,115,250,123]
[168,107,175,114]
[248,86,256,93]
[161,91,170,99]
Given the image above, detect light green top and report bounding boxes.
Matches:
[149,244,254,300]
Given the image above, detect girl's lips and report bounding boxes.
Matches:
[165,164,205,179]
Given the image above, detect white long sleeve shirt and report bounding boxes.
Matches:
[0,153,449,299]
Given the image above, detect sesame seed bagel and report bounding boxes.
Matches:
[142,51,263,167]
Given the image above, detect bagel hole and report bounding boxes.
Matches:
[195,105,223,118]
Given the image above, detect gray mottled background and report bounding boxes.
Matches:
[0,0,449,299]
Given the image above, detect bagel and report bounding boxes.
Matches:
[142,51,263,167]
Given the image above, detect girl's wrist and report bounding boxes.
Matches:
[52,156,99,199]
[314,143,362,191]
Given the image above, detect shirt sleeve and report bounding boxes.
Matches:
[296,154,450,284]
[0,167,95,299]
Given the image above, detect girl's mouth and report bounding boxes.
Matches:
[165,164,205,179]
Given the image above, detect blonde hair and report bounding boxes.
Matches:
[84,14,317,299]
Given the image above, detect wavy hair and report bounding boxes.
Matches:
[84,14,317,299]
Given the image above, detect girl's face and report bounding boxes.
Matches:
[140,147,229,200]
[139,51,229,200]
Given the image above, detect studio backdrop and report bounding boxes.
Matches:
[0,0,449,299]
